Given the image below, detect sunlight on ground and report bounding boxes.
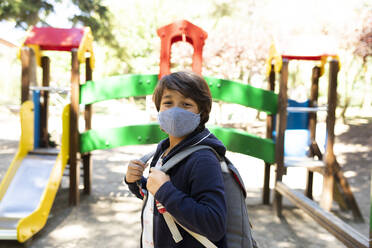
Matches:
[0,147,17,154]
[278,242,293,247]
[50,224,89,240]
[344,170,357,178]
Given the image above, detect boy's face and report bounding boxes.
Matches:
[159,88,199,114]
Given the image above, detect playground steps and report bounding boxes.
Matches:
[284,156,325,168]
[29,148,60,156]
[284,157,326,175]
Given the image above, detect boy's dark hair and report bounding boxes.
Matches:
[153,71,212,131]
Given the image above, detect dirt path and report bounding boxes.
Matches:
[0,106,370,248]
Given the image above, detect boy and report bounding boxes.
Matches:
[125,71,227,247]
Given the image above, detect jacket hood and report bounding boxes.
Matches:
[155,128,226,164]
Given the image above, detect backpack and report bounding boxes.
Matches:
[140,145,258,248]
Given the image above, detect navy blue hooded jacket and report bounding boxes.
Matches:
[126,128,228,248]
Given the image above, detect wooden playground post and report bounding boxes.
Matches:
[83,57,93,195]
[20,47,31,103]
[306,66,321,199]
[40,56,50,148]
[263,64,275,204]
[20,47,37,104]
[69,49,80,205]
[321,60,338,211]
[318,59,363,220]
[309,66,321,147]
[274,60,289,216]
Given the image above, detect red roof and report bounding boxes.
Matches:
[277,35,338,61]
[24,27,85,51]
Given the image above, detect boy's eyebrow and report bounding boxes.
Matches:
[162,94,172,99]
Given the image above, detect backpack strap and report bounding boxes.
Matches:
[139,150,156,164]
[164,212,217,248]
[162,211,183,243]
[138,145,223,247]
[161,145,221,173]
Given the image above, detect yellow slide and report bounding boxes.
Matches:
[0,101,70,243]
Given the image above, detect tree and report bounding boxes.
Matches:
[0,0,117,48]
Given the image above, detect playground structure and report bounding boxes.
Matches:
[265,41,369,247]
[0,27,93,242]
[0,20,369,247]
[77,21,370,247]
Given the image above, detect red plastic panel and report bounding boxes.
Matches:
[157,20,208,79]
[24,27,84,51]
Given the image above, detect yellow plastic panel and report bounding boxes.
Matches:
[16,104,70,243]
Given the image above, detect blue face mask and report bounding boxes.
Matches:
[158,107,201,137]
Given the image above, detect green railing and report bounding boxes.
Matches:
[204,76,277,115]
[79,74,278,163]
[80,123,275,163]
[80,74,278,114]
[80,74,159,105]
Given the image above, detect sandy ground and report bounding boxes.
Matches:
[0,104,370,248]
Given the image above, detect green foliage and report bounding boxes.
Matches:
[0,0,55,29]
[0,0,116,47]
[69,0,118,50]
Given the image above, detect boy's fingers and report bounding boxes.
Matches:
[131,160,147,169]
[130,170,143,176]
[130,160,147,170]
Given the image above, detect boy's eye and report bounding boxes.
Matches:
[163,101,172,105]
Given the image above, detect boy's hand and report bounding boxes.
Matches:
[125,160,147,183]
[147,168,170,195]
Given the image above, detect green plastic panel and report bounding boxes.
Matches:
[204,76,278,115]
[80,123,167,153]
[80,74,278,114]
[80,74,159,105]
[208,126,276,163]
[79,73,277,162]
[80,123,275,163]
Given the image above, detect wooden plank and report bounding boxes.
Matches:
[263,65,275,205]
[83,57,92,195]
[333,180,349,211]
[69,49,80,206]
[276,182,368,248]
[40,56,50,148]
[274,59,289,216]
[334,161,364,222]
